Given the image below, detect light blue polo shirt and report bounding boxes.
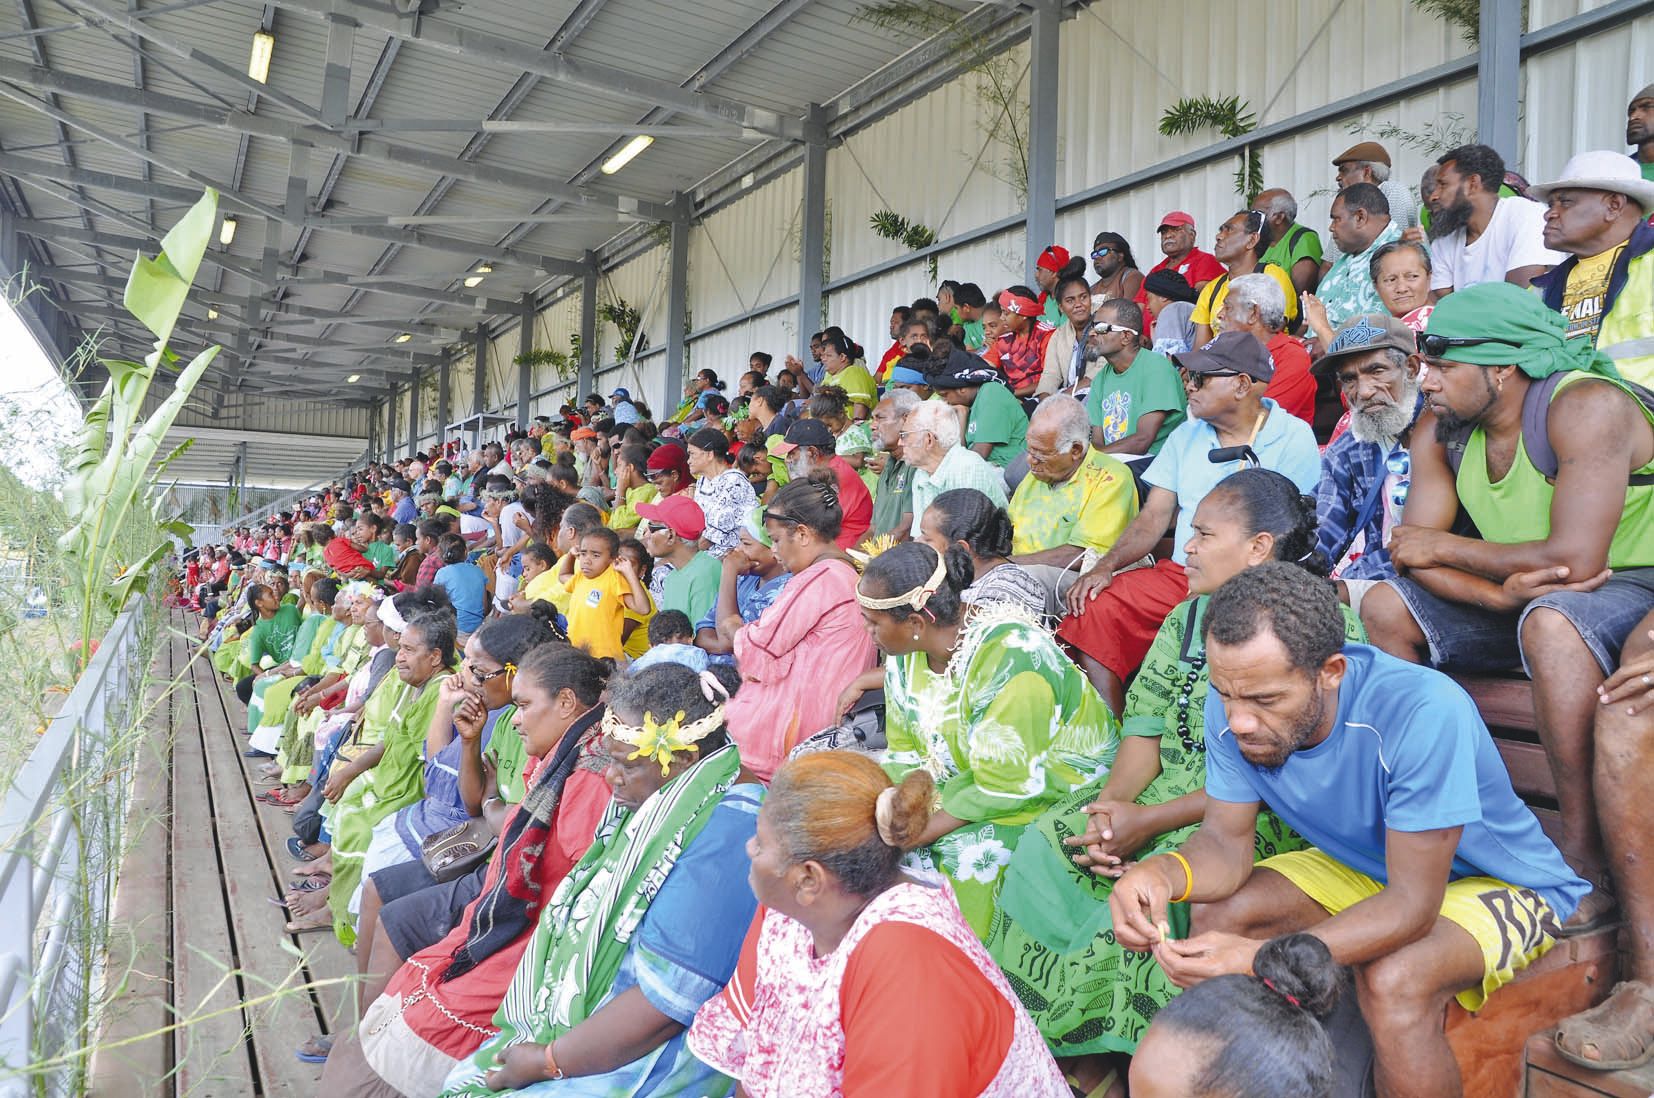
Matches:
[1205,644,1589,921]
[1143,398,1321,564]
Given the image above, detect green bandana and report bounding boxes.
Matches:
[1424,281,1622,381]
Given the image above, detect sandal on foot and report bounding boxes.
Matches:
[1554,981,1654,1071]
[283,908,332,934]
[294,1034,333,1063]
[286,874,330,893]
[286,836,320,862]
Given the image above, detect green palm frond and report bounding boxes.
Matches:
[1160,95,1263,203]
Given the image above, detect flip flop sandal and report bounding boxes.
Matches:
[1554,982,1654,1071]
[294,1034,333,1063]
[286,836,320,862]
[283,909,332,934]
[286,874,330,892]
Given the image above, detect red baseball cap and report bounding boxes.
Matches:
[635,495,706,541]
[1036,244,1071,272]
[1157,211,1195,231]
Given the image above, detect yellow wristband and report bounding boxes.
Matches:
[1165,850,1194,904]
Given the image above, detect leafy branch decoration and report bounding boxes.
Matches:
[870,209,940,281]
[1159,95,1263,203]
[1408,0,1528,45]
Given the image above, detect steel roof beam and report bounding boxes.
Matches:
[0,149,586,273]
[262,0,804,141]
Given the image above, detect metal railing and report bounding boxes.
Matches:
[0,597,156,1098]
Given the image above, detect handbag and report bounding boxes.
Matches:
[420,816,498,883]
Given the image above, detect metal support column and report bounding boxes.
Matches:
[577,253,598,403]
[367,400,380,462]
[436,353,451,453]
[471,325,488,450]
[386,383,399,460]
[516,292,535,429]
[797,104,828,363]
[664,193,691,418]
[1024,0,1060,275]
[1477,0,1522,165]
[406,368,420,455]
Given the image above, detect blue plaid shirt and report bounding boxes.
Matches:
[1314,399,1423,580]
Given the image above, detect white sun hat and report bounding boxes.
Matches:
[1528,150,1654,212]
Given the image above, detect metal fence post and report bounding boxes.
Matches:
[798,103,828,364]
[1477,0,1522,165]
[1024,0,1060,275]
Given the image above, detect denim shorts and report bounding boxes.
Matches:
[374,860,487,960]
[1384,567,1654,675]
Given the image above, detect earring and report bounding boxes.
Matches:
[912,632,921,641]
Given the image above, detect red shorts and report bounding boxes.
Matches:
[1056,559,1188,680]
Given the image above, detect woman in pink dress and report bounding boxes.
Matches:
[688,751,1069,1097]
[719,474,877,781]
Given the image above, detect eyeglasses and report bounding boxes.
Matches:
[1091,323,1141,337]
[1415,334,1524,359]
[1090,246,1115,258]
[643,470,669,481]
[466,663,510,684]
[1183,370,1243,390]
[636,521,663,535]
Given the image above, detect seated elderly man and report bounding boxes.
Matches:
[1008,395,1138,606]
[1313,314,1425,611]
[769,418,873,550]
[1057,331,1321,713]
[1111,563,1588,1098]
[1217,273,1316,425]
[1357,282,1654,1071]
[904,397,1008,537]
[1530,150,1654,387]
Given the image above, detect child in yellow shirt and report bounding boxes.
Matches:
[511,543,567,615]
[557,528,649,660]
[617,537,656,660]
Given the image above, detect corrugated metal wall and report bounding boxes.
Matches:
[362,0,1650,457]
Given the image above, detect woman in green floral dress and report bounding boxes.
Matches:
[985,468,1365,1070]
[854,539,1121,939]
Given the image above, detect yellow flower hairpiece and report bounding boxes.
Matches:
[603,706,726,776]
[504,661,518,677]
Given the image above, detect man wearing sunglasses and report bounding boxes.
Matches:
[1058,330,1321,713]
[1359,285,1654,1047]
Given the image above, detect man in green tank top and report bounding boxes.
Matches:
[1358,283,1654,1071]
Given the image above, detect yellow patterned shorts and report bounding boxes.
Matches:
[1261,847,1562,1011]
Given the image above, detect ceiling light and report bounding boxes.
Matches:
[207,308,218,320]
[463,275,485,287]
[346,374,360,384]
[219,215,237,246]
[394,333,412,343]
[248,30,275,84]
[600,135,654,175]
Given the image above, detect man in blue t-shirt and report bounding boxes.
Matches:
[1109,563,1587,1098]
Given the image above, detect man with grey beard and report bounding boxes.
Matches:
[1311,314,1425,612]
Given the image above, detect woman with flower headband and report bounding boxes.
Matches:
[317,641,615,1096]
[438,662,761,1098]
[719,473,877,782]
[850,540,1120,940]
[982,469,1362,1089]
[687,751,1070,1098]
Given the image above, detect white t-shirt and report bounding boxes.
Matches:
[1430,197,1564,292]
[499,501,530,549]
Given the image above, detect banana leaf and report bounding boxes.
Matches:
[123,189,217,355]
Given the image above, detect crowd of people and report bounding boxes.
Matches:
[170,101,1654,1098]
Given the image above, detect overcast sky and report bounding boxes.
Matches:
[0,294,83,490]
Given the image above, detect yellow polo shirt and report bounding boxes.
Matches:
[1008,447,1139,557]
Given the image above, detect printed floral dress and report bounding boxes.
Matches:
[881,604,1120,938]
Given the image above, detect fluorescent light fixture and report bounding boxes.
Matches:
[600,135,654,175]
[248,30,275,84]
[466,262,492,286]
[463,274,485,287]
[394,333,412,343]
[206,308,218,320]
[346,374,360,384]
[219,215,237,246]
